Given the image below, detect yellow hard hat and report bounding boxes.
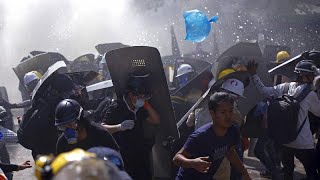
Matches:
[35,149,95,180]
[218,68,236,80]
[31,71,42,79]
[276,51,290,63]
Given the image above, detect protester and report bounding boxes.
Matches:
[247,59,320,180]
[102,72,160,180]
[55,99,119,154]
[173,92,251,180]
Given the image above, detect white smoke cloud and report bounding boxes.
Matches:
[1,0,318,102]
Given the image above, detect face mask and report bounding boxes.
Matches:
[64,128,78,144]
[134,99,145,109]
[178,74,189,88]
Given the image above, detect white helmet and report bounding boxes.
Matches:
[176,64,193,77]
[221,78,244,97]
[23,71,41,88]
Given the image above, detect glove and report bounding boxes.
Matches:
[120,120,135,131]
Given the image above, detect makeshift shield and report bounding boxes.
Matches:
[70,54,98,72]
[13,52,69,83]
[95,43,130,55]
[86,80,115,100]
[211,42,272,117]
[172,58,212,91]
[268,51,320,79]
[105,46,178,139]
[213,42,263,79]
[66,71,99,87]
[32,61,68,100]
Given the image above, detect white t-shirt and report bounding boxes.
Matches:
[252,74,320,149]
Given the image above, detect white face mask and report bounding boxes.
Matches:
[134,99,145,109]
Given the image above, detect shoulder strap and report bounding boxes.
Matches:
[296,116,308,137]
[296,84,312,102]
[283,83,290,95]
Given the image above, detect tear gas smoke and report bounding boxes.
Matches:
[1,0,320,102]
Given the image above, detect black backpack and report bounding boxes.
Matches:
[241,102,267,138]
[267,83,311,144]
[17,106,38,150]
[17,103,57,151]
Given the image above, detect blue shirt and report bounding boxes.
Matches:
[176,123,240,180]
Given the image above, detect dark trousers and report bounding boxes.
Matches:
[254,136,277,172]
[315,140,320,174]
[254,136,281,180]
[122,149,152,180]
[281,146,319,180]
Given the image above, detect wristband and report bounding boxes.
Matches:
[144,101,151,109]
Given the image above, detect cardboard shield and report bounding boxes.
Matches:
[32,61,68,100]
[13,52,69,83]
[268,51,320,79]
[105,46,178,139]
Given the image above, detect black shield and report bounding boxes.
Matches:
[105,46,179,139]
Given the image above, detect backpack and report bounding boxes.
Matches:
[241,101,268,138]
[267,83,311,144]
[17,104,56,150]
[17,106,38,149]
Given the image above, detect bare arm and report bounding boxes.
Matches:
[226,146,251,180]
[173,148,211,173]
